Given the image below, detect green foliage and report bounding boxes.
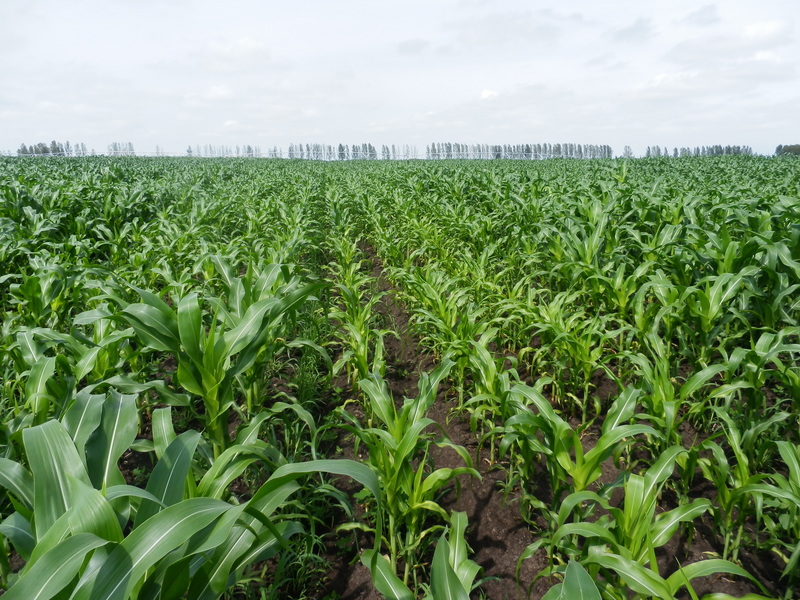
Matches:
[0,409,380,600]
[2,155,800,599]
[340,361,480,591]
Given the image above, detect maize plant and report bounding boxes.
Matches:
[0,393,381,599]
[526,447,765,600]
[502,383,654,520]
[338,361,480,592]
[3,153,800,599]
[326,235,393,386]
[362,511,482,600]
[745,441,800,598]
[121,270,322,457]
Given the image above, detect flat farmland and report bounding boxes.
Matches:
[0,155,798,600]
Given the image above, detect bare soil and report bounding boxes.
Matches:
[316,247,787,599]
[114,247,789,600]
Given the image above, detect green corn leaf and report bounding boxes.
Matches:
[188,519,300,600]
[25,356,56,420]
[151,407,176,460]
[666,559,765,596]
[247,459,382,561]
[73,305,114,326]
[102,375,190,407]
[395,417,436,463]
[0,512,35,560]
[135,431,201,528]
[578,424,655,489]
[105,485,166,507]
[185,503,249,557]
[651,498,711,548]
[235,519,304,568]
[603,387,643,434]
[176,293,203,365]
[185,531,257,600]
[447,512,480,591]
[220,298,277,358]
[735,483,800,507]
[415,358,454,412]
[643,446,687,499]
[584,553,671,600]
[73,497,231,600]
[557,491,609,528]
[24,509,72,570]
[103,375,191,406]
[62,391,105,460]
[23,420,91,539]
[196,443,269,499]
[17,329,44,365]
[511,382,558,420]
[431,534,470,600]
[2,533,108,600]
[74,346,103,381]
[551,522,617,547]
[776,441,800,485]
[359,374,396,427]
[542,560,602,600]
[679,364,727,401]
[85,390,138,490]
[0,457,34,508]
[361,549,414,600]
[67,477,124,543]
[136,553,193,600]
[121,300,180,353]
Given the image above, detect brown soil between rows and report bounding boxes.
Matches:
[318,246,786,600]
[319,248,552,599]
[111,246,787,599]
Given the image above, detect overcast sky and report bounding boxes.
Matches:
[1,0,796,156]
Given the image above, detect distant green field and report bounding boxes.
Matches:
[0,155,798,599]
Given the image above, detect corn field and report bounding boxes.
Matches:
[0,154,798,600]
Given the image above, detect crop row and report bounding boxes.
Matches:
[0,155,798,599]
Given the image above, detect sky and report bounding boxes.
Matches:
[1,0,797,157]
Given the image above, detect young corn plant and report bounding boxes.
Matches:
[697,408,789,563]
[713,328,800,425]
[744,441,800,598]
[0,394,382,599]
[327,252,392,386]
[121,269,322,458]
[528,291,622,422]
[362,511,483,600]
[462,330,540,462]
[681,268,759,366]
[501,384,655,522]
[541,560,602,600]
[208,257,330,409]
[395,265,490,396]
[526,447,764,600]
[625,332,727,455]
[338,361,480,591]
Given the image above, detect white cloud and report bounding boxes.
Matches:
[1,0,797,155]
[751,51,781,63]
[612,17,654,42]
[397,39,430,54]
[680,4,720,27]
[745,20,791,41]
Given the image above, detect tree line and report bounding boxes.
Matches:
[775,144,800,156]
[641,144,754,158]
[426,142,614,160]
[17,140,91,156]
[14,139,769,159]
